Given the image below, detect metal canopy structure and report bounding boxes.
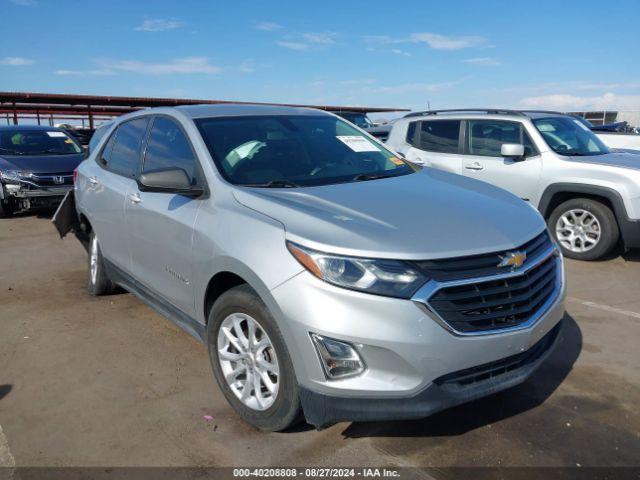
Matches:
[0,91,408,128]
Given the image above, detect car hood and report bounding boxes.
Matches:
[232,169,546,260]
[565,152,640,171]
[0,153,84,174]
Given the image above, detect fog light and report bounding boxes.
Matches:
[310,333,365,379]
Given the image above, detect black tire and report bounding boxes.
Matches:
[87,231,115,295]
[548,198,619,261]
[206,284,301,431]
[0,200,13,218]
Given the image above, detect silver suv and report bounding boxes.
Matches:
[386,109,640,261]
[56,105,565,430]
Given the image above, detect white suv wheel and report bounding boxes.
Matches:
[555,208,601,253]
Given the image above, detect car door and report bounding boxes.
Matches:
[461,119,542,202]
[401,119,464,174]
[125,115,205,318]
[81,117,150,273]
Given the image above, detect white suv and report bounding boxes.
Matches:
[386,109,640,261]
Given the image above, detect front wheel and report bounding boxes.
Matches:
[206,284,301,431]
[548,198,619,261]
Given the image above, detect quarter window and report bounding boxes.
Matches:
[468,120,537,157]
[143,117,198,183]
[101,118,150,177]
[415,120,461,153]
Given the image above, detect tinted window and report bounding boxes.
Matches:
[416,120,461,153]
[104,118,149,177]
[406,121,417,144]
[196,115,415,187]
[143,117,198,183]
[468,120,537,157]
[88,123,112,154]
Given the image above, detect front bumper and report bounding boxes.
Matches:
[270,255,566,427]
[1,182,71,211]
[300,320,562,427]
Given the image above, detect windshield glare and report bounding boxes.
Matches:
[0,130,82,156]
[534,117,609,156]
[196,115,414,187]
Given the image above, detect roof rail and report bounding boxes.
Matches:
[519,110,565,115]
[404,108,527,118]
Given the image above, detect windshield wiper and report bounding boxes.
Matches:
[0,147,24,155]
[245,179,301,188]
[352,172,399,182]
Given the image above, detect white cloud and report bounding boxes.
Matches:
[57,57,221,76]
[54,68,114,76]
[366,32,488,51]
[463,57,501,66]
[410,33,487,50]
[9,0,36,5]
[1,56,34,66]
[301,32,337,45]
[520,92,640,110]
[135,18,184,32]
[276,41,309,51]
[256,21,282,31]
[391,49,412,57]
[368,80,462,94]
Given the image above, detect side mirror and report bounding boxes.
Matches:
[501,143,525,160]
[137,168,204,197]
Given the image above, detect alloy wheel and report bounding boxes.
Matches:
[217,313,280,411]
[555,208,601,253]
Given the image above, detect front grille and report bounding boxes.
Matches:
[414,231,552,282]
[29,173,73,187]
[434,320,561,389]
[428,254,558,333]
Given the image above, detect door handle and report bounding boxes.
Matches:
[88,176,99,185]
[128,193,142,204]
[464,162,484,171]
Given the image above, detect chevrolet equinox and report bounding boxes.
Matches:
[55,104,566,430]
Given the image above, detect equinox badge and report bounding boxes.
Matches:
[497,251,527,269]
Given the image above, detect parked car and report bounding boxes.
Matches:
[386,109,640,261]
[572,115,640,151]
[55,105,565,430]
[366,119,397,142]
[329,110,375,130]
[0,125,85,216]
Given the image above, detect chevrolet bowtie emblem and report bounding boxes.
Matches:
[497,251,527,269]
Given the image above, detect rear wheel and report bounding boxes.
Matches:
[207,284,301,431]
[87,231,115,295]
[548,198,619,261]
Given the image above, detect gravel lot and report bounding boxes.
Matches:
[0,213,639,468]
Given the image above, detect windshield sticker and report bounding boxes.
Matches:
[389,156,405,166]
[536,123,556,132]
[47,131,68,138]
[336,135,380,152]
[573,119,591,132]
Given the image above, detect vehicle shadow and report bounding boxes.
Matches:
[341,314,581,439]
[621,249,640,262]
[0,385,12,401]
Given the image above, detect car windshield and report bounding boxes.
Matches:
[533,117,609,156]
[337,112,374,129]
[0,129,82,156]
[195,115,415,187]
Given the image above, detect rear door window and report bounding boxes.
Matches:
[414,120,461,153]
[142,117,199,184]
[100,117,150,178]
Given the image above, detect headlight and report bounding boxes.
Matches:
[0,170,30,183]
[287,241,427,298]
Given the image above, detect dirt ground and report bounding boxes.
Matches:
[0,213,639,468]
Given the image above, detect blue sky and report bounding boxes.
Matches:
[2,0,640,119]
